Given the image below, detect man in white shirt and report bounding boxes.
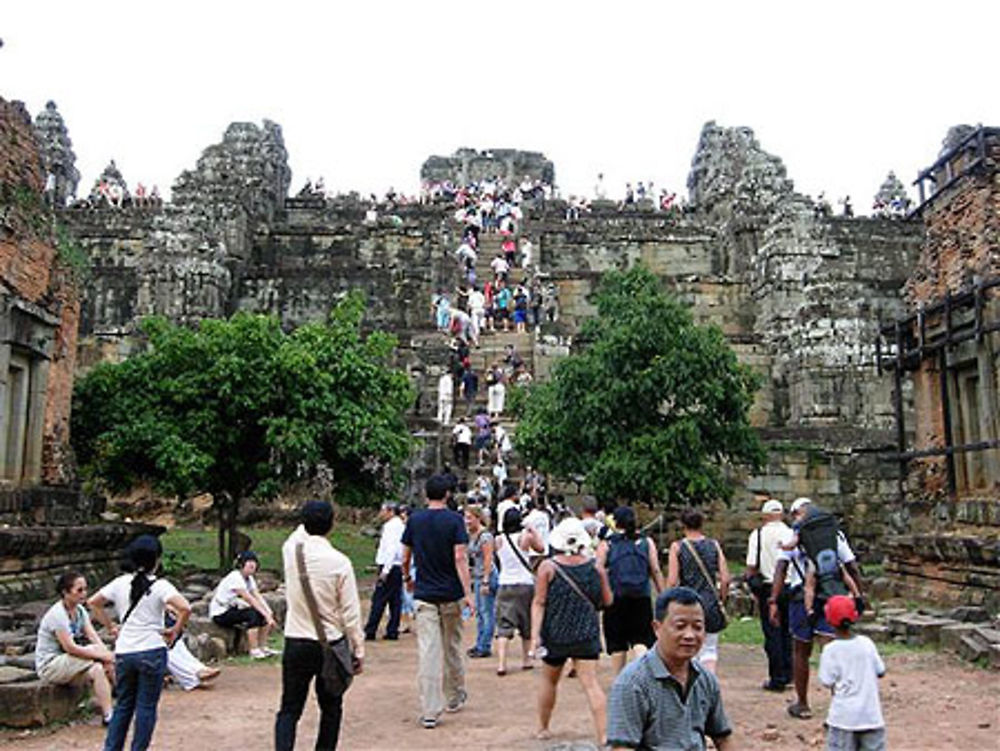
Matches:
[437,372,454,426]
[276,501,364,751]
[452,418,472,470]
[490,254,510,283]
[744,498,794,691]
[364,502,406,641]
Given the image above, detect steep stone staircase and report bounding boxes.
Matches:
[440,229,536,490]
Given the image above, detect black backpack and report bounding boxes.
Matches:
[607,534,650,598]
[796,507,849,601]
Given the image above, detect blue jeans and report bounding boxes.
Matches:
[474,576,497,654]
[104,647,168,751]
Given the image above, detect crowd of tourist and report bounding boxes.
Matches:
[32,484,887,750]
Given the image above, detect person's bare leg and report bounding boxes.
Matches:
[536,663,560,738]
[574,660,606,743]
[89,662,113,719]
[792,638,812,709]
[497,636,509,674]
[247,628,259,652]
[521,637,533,669]
[260,623,272,649]
[610,651,627,675]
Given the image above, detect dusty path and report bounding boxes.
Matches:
[3,621,997,750]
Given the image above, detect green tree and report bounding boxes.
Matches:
[513,266,764,506]
[72,293,413,569]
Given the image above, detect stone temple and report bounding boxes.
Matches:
[1,95,997,610]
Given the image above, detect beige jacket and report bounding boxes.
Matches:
[282,525,364,659]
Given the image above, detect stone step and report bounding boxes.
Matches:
[0,679,85,727]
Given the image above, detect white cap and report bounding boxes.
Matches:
[548,517,592,556]
[790,497,812,514]
[761,499,783,514]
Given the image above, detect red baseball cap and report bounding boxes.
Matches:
[824,595,859,628]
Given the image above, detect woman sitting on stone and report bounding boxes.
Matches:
[35,570,116,725]
[208,551,276,659]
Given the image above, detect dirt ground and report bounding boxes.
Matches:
[3,620,997,750]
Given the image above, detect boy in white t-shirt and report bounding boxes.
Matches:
[818,595,886,751]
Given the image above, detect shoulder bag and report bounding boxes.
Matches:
[504,532,538,577]
[682,538,728,632]
[745,527,767,597]
[295,542,355,697]
[550,561,600,611]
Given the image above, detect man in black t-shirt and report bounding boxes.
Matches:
[401,475,475,729]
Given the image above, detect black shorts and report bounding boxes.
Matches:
[213,607,265,629]
[602,594,655,654]
[542,652,598,668]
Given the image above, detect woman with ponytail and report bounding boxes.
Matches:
[102,535,191,751]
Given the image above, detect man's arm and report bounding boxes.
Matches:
[401,544,413,592]
[454,544,475,616]
[768,559,789,626]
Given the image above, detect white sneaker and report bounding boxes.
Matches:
[249,648,268,659]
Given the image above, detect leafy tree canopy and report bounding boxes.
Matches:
[72,293,413,565]
[513,266,764,506]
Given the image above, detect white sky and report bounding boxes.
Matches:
[4,1,998,212]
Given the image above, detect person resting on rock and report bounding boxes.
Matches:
[208,551,278,659]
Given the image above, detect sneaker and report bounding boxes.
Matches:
[420,715,438,729]
[263,647,282,657]
[445,689,467,713]
[249,648,268,660]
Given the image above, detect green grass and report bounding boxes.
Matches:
[162,523,377,574]
[719,616,764,646]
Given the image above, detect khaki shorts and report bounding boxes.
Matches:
[38,653,94,684]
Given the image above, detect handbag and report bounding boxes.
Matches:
[682,538,728,632]
[295,542,355,697]
[745,527,768,597]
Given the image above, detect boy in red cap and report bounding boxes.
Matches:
[818,595,886,750]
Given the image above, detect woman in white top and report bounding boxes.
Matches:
[493,506,543,675]
[35,570,115,724]
[102,535,191,751]
[208,551,276,659]
[90,557,220,691]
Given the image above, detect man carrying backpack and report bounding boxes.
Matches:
[768,497,864,720]
[595,506,665,675]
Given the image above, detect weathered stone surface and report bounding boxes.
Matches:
[32,100,79,206]
[0,665,35,683]
[421,148,554,186]
[854,622,890,643]
[0,679,85,727]
[185,616,246,657]
[886,613,959,645]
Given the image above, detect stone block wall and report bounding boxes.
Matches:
[0,97,81,491]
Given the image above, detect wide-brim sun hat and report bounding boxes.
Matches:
[549,517,591,555]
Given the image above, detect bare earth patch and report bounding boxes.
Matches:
[2,621,996,750]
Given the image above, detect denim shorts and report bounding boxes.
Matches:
[789,599,834,641]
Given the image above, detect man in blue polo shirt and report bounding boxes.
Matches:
[401,474,475,730]
[607,587,734,750]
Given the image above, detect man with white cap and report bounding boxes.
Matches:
[769,497,864,720]
[744,498,793,691]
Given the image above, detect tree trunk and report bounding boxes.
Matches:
[217,500,227,572]
[226,496,240,565]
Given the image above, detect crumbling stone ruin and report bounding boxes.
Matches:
[0,96,158,607]
[421,148,555,187]
[877,125,1000,609]
[32,100,79,207]
[9,93,996,610]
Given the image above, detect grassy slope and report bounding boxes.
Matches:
[162,523,377,574]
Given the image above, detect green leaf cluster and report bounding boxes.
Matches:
[72,292,414,511]
[513,266,764,506]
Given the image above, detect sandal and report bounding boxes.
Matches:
[787,703,812,719]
